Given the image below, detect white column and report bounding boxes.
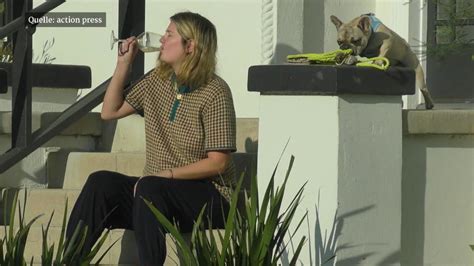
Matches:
[256,89,403,264]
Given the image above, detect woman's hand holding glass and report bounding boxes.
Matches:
[111,30,162,53]
[117,37,139,65]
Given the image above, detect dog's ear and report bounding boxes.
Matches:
[358,16,371,34]
[330,15,343,30]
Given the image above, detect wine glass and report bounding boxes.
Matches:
[110,30,162,52]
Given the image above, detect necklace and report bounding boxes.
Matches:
[174,81,183,100]
[169,80,190,122]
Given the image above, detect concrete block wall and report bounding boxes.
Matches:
[402,110,474,265]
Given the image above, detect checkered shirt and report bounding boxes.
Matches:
[124,68,237,201]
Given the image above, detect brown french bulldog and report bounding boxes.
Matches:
[330,13,434,109]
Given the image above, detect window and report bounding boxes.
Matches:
[427,0,474,103]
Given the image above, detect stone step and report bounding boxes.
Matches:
[0,110,258,153]
[0,147,61,188]
[0,134,98,188]
[0,188,221,265]
[104,115,259,153]
[0,225,184,265]
[61,152,257,191]
[0,186,224,265]
[62,152,145,190]
[403,109,474,135]
[0,113,257,153]
[0,111,257,150]
[0,87,79,113]
[0,111,103,136]
[0,112,103,188]
[0,188,80,228]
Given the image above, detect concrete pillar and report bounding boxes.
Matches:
[248,64,414,265]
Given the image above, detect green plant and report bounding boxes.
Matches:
[34,38,56,64]
[143,155,308,265]
[40,198,119,266]
[0,37,56,64]
[0,189,117,265]
[429,0,474,60]
[0,40,13,63]
[0,0,55,64]
[0,189,41,265]
[0,0,11,63]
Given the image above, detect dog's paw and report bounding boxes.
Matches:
[416,103,435,110]
[335,52,346,64]
[374,59,385,66]
[342,55,358,65]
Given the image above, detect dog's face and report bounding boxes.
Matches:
[330,15,372,56]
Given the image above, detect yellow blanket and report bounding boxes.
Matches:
[287,49,390,71]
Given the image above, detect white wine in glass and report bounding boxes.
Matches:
[110,30,162,52]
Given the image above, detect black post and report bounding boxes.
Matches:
[0,0,4,27]
[118,0,145,82]
[11,0,32,148]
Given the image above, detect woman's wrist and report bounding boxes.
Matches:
[169,168,174,179]
[116,61,132,72]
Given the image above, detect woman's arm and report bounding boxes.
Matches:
[101,37,138,120]
[155,151,231,179]
[133,151,230,196]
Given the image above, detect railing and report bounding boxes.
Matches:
[0,0,145,173]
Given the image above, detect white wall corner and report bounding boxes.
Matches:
[273,0,304,64]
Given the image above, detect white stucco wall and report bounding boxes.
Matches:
[32,0,262,118]
[257,95,340,264]
[32,0,118,96]
[402,134,474,265]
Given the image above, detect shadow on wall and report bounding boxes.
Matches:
[271,0,325,65]
[273,43,301,65]
[336,205,376,266]
[277,204,376,266]
[96,119,118,152]
[401,136,427,266]
[303,0,325,53]
[245,137,258,153]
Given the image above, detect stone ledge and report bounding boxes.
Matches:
[403,109,474,135]
[0,63,91,89]
[248,64,415,95]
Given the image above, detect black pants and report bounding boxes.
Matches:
[66,170,230,265]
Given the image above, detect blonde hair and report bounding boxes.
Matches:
[157,12,217,90]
